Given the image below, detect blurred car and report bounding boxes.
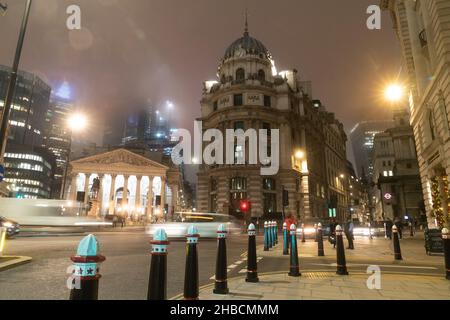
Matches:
[146,212,242,239]
[296,218,330,239]
[0,216,20,238]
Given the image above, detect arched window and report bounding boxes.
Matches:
[257,69,265,82]
[236,68,245,82]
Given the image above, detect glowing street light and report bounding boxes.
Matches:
[384,84,404,103]
[295,149,305,160]
[67,113,88,132]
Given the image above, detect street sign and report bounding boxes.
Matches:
[384,193,392,200]
[0,164,4,182]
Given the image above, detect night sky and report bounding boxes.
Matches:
[0,0,404,178]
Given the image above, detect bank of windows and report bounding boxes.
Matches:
[263,178,276,214]
[4,178,43,188]
[6,162,44,172]
[230,177,247,204]
[383,170,394,177]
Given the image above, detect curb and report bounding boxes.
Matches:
[0,256,32,272]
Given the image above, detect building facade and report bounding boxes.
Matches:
[381,0,450,228]
[196,25,349,222]
[0,65,55,199]
[349,120,395,180]
[372,108,424,222]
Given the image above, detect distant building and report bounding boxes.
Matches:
[381,0,450,228]
[372,108,424,223]
[349,120,395,180]
[0,65,55,199]
[43,82,74,198]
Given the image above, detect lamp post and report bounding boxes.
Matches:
[0,0,33,162]
[60,113,87,199]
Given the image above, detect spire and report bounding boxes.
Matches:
[244,8,249,36]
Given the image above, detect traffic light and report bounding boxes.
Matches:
[282,189,289,207]
[240,200,250,213]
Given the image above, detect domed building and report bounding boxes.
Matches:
[196,21,350,222]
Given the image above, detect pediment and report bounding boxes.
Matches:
[71,149,169,170]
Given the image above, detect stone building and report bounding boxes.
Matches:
[196,23,349,222]
[381,0,450,228]
[372,108,424,222]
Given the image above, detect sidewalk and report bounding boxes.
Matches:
[181,271,450,300]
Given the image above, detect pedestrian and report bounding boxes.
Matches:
[112,215,118,228]
[344,219,354,250]
[329,218,337,249]
[120,215,125,228]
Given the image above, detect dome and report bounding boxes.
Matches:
[223,31,271,60]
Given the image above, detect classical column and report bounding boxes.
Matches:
[97,174,104,216]
[109,174,117,215]
[160,177,166,214]
[147,176,154,217]
[122,175,129,208]
[135,175,142,213]
[70,173,78,201]
[84,174,90,204]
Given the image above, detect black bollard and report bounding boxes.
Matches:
[263,221,269,251]
[410,223,414,237]
[69,234,105,300]
[147,228,169,300]
[283,222,289,255]
[317,223,325,257]
[184,225,200,300]
[442,228,450,280]
[301,223,306,243]
[246,223,259,283]
[288,224,301,277]
[335,225,349,275]
[213,224,229,294]
[392,225,403,261]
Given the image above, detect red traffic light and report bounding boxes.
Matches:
[240,200,250,213]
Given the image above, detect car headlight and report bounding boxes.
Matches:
[3,222,13,228]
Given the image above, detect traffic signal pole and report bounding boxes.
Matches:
[0,0,33,162]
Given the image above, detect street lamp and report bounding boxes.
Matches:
[384,84,404,103]
[0,0,33,162]
[60,113,88,199]
[295,149,305,160]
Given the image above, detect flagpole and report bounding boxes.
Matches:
[0,0,33,162]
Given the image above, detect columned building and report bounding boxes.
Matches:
[381,0,450,228]
[196,23,349,222]
[66,148,180,219]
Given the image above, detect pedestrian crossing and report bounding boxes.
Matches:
[209,256,263,280]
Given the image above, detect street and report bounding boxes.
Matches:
[0,230,447,300]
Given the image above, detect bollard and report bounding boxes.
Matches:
[288,224,301,277]
[317,223,324,257]
[184,225,200,300]
[392,225,403,261]
[283,222,289,255]
[246,223,259,283]
[301,223,306,243]
[335,225,349,275]
[213,224,229,294]
[263,221,269,251]
[147,228,169,300]
[69,234,105,300]
[274,221,278,245]
[442,228,450,280]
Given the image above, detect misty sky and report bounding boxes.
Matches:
[0,0,404,180]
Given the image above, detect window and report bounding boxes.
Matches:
[230,177,247,190]
[210,178,218,192]
[382,161,386,167]
[234,121,244,130]
[258,69,265,82]
[262,178,276,190]
[429,111,436,141]
[406,163,412,169]
[263,193,277,214]
[234,94,243,106]
[389,170,394,177]
[236,68,245,82]
[262,122,271,135]
[234,145,244,163]
[264,95,271,107]
[383,171,388,177]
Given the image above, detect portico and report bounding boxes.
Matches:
[66,148,180,219]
